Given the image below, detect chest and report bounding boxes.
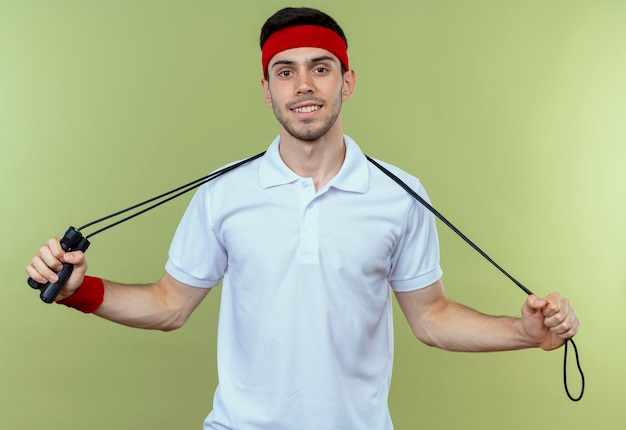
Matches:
[211,181,412,276]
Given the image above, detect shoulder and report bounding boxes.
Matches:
[198,151,266,193]
[365,156,428,203]
[344,135,424,189]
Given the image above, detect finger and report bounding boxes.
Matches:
[47,237,66,260]
[63,250,85,265]
[543,298,570,327]
[27,255,60,284]
[548,306,580,338]
[540,293,563,318]
[26,238,67,284]
[38,242,65,272]
[550,322,578,339]
[25,261,50,284]
[546,307,580,338]
[563,314,581,338]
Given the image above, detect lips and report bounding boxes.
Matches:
[292,105,321,113]
[288,97,324,114]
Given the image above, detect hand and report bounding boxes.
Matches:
[521,293,580,351]
[26,237,88,301]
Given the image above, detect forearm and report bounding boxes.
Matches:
[84,273,210,332]
[94,279,184,331]
[395,280,541,353]
[418,301,536,352]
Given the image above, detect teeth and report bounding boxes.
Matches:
[293,105,320,113]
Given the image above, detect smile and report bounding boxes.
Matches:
[292,105,321,113]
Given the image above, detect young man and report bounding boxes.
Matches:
[27,7,579,430]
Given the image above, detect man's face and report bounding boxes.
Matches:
[262,47,354,142]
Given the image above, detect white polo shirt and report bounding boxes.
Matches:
[165,135,443,430]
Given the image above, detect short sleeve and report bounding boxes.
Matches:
[165,186,226,288]
[388,183,443,292]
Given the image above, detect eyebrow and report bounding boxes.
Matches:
[270,55,338,70]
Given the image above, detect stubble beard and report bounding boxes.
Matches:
[272,86,343,142]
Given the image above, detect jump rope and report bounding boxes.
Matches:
[27,150,584,401]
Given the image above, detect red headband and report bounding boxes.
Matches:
[262,25,349,77]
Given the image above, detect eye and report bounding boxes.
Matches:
[314,67,329,74]
[277,70,293,78]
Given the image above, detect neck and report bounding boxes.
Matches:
[278,123,346,191]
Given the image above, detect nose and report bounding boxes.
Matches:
[295,73,314,95]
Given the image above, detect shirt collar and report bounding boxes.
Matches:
[259,135,369,194]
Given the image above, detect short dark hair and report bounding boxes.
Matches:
[260,7,348,50]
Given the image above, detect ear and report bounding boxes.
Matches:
[341,69,356,102]
[261,78,273,108]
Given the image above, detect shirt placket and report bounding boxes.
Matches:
[296,178,320,264]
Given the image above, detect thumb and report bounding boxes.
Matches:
[522,294,546,317]
[62,250,85,265]
[528,294,547,309]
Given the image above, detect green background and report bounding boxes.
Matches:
[2,0,624,428]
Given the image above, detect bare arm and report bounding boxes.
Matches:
[94,273,210,331]
[26,237,210,331]
[395,279,579,352]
